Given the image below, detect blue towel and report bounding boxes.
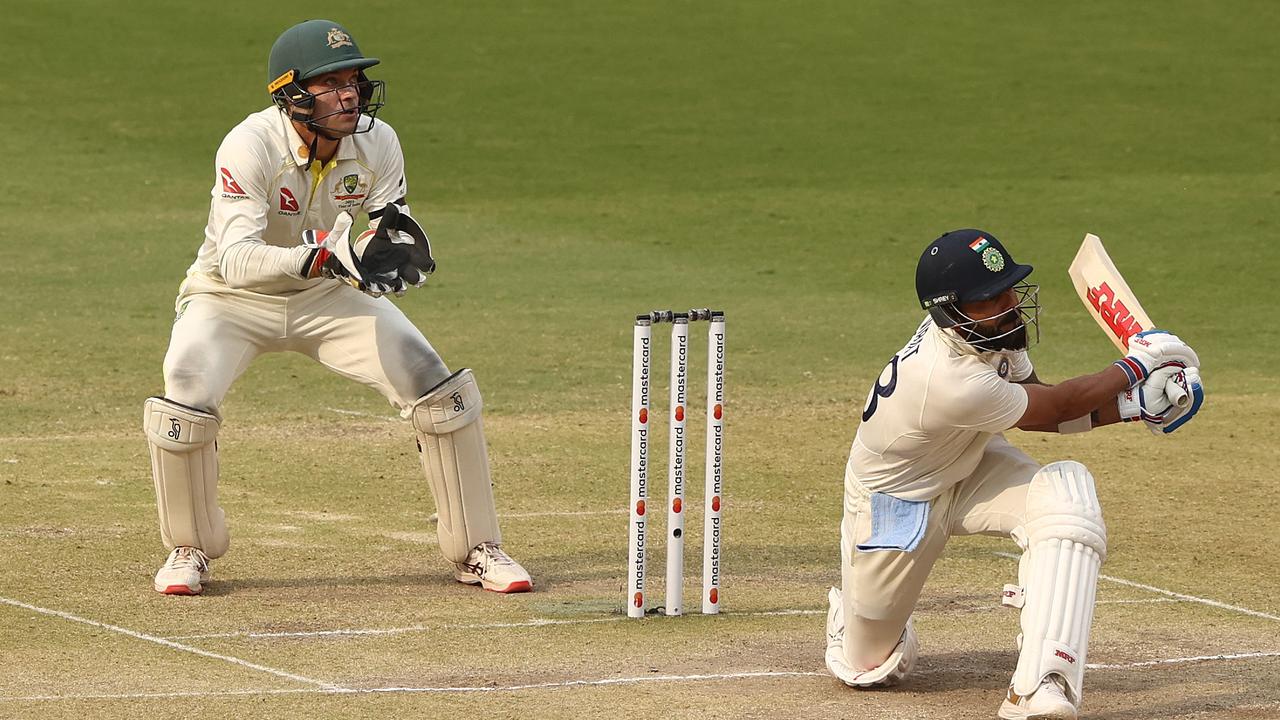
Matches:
[856,493,930,553]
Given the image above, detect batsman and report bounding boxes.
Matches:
[825,229,1204,718]
[143,20,532,596]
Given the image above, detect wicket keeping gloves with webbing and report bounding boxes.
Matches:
[1114,330,1200,387]
[302,206,435,297]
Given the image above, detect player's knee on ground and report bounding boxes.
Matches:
[1012,460,1106,706]
[144,397,230,558]
[410,369,502,563]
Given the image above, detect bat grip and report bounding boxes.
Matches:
[1165,377,1191,409]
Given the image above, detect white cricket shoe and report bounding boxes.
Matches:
[824,586,918,688]
[998,674,1077,719]
[153,546,210,595]
[454,542,533,593]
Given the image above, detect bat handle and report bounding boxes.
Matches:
[1165,377,1191,409]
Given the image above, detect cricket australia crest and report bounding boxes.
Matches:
[332,173,368,209]
[327,28,353,49]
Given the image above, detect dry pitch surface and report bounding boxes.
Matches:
[2,395,1277,719]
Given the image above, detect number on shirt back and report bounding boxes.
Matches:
[861,355,899,422]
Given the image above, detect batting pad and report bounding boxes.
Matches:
[143,397,229,558]
[1012,461,1106,706]
[410,369,502,563]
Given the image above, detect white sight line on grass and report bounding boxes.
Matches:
[992,551,1280,622]
[0,597,341,691]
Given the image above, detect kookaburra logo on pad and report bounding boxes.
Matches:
[327,28,353,49]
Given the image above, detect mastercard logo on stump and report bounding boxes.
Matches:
[674,406,684,421]
[633,592,644,608]
[635,500,646,515]
[638,408,648,424]
[714,404,723,420]
[711,496,721,512]
[708,589,718,604]
[672,498,682,513]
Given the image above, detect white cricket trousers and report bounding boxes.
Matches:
[840,435,1040,670]
[162,275,450,413]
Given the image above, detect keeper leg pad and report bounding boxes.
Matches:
[143,397,229,558]
[410,369,502,563]
[1012,461,1107,707]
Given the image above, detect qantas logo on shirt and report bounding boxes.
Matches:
[279,187,300,214]
[219,167,248,198]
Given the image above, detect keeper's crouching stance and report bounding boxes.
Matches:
[145,19,531,597]
[826,229,1203,719]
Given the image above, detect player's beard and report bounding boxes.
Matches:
[965,315,1028,352]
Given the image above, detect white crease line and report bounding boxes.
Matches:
[166,609,824,641]
[352,671,828,694]
[0,688,318,702]
[501,510,628,518]
[325,407,399,422]
[0,597,340,690]
[1087,650,1280,670]
[993,551,1280,622]
[0,671,827,703]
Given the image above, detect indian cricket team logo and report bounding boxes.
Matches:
[982,246,1005,272]
[998,357,1010,378]
[327,28,353,49]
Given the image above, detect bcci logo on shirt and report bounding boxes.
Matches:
[333,173,367,209]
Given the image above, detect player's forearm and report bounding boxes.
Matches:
[1018,365,1130,428]
[219,241,311,289]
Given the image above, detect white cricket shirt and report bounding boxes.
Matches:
[847,317,1033,501]
[184,106,409,296]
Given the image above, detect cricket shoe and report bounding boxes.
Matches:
[154,546,210,595]
[824,586,918,688]
[454,542,533,593]
[998,674,1076,719]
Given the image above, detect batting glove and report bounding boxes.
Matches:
[1118,364,1204,435]
[1115,329,1200,388]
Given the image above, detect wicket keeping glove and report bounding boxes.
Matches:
[1114,329,1200,388]
[301,211,404,296]
[360,203,435,289]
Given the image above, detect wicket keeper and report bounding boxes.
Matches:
[144,20,532,596]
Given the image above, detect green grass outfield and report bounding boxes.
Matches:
[2,2,1277,718]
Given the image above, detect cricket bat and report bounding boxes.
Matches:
[1068,233,1189,408]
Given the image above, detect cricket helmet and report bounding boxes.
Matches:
[915,229,1040,350]
[267,20,385,135]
